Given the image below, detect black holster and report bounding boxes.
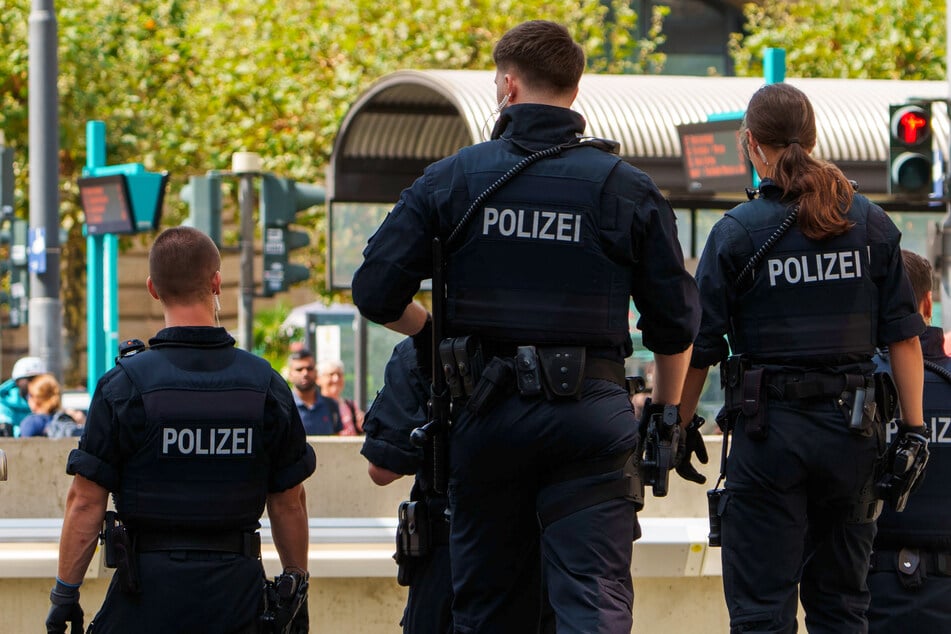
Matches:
[101,511,140,594]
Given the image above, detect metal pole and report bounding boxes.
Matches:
[28,0,62,380]
[354,314,368,410]
[238,174,255,351]
[943,0,951,334]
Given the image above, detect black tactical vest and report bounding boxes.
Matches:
[445,141,631,347]
[875,349,951,549]
[115,347,273,531]
[728,195,879,365]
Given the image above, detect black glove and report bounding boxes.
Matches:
[46,580,83,634]
[675,415,709,484]
[411,314,434,378]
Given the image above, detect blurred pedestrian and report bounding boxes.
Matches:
[317,359,364,435]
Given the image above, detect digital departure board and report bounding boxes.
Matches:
[78,175,137,235]
[677,120,751,193]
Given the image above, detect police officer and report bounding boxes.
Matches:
[868,250,951,633]
[679,83,926,633]
[46,227,317,634]
[352,20,700,633]
[361,338,454,633]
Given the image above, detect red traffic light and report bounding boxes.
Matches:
[890,104,931,146]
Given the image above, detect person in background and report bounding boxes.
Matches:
[867,250,951,633]
[288,349,342,436]
[317,359,364,435]
[18,373,80,438]
[0,355,47,437]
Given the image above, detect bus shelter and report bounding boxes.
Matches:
[327,70,951,405]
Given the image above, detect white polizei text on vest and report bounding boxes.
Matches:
[162,427,253,455]
[766,250,863,287]
[482,207,582,243]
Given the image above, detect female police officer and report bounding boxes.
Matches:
[679,82,926,633]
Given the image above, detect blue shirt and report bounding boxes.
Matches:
[294,390,342,435]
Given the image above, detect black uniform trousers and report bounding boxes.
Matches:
[721,399,879,634]
[448,378,638,634]
[867,555,951,633]
[88,550,263,634]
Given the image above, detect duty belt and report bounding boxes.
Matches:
[764,371,867,400]
[479,341,627,388]
[135,530,261,558]
[869,548,951,576]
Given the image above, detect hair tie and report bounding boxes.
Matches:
[786,138,800,146]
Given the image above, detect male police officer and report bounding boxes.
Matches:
[352,20,700,633]
[46,227,316,634]
[868,250,951,633]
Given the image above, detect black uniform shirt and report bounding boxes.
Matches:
[352,104,699,357]
[67,326,315,495]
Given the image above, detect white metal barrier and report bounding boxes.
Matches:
[0,517,721,579]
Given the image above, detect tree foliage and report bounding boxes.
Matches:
[730,0,945,79]
[0,0,665,380]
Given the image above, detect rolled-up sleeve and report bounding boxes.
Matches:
[691,217,744,368]
[871,209,926,345]
[65,370,127,492]
[352,167,442,325]
[628,186,701,354]
[266,375,317,493]
[360,339,427,476]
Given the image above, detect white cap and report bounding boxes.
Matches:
[11,356,46,381]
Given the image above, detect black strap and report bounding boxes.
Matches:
[870,549,951,576]
[135,530,261,558]
[735,204,799,287]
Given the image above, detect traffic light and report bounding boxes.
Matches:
[259,174,324,297]
[888,102,933,196]
[181,173,223,246]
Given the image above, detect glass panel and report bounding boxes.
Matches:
[329,201,393,290]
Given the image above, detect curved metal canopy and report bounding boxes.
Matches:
[330,69,950,200]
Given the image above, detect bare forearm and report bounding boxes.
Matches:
[679,365,710,425]
[57,476,108,584]
[384,301,429,336]
[889,336,925,427]
[651,346,693,405]
[268,485,310,571]
[368,463,403,486]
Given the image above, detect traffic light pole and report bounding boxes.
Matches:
[238,173,255,351]
[29,0,63,380]
[233,152,262,352]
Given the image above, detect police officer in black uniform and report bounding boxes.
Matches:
[352,20,700,633]
[46,227,316,634]
[868,250,951,633]
[361,338,454,634]
[679,83,927,634]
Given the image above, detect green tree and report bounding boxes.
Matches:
[730,0,945,79]
[0,0,665,384]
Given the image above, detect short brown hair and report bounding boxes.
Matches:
[149,226,221,305]
[493,21,584,94]
[901,249,933,306]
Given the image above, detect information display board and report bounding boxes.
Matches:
[677,120,751,193]
[78,175,136,235]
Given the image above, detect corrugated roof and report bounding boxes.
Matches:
[330,69,950,199]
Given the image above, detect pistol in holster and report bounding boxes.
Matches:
[637,399,681,497]
[261,569,309,634]
[101,511,141,594]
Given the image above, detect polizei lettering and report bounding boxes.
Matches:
[766,250,863,287]
[162,427,253,456]
[482,207,582,243]
[885,417,951,445]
